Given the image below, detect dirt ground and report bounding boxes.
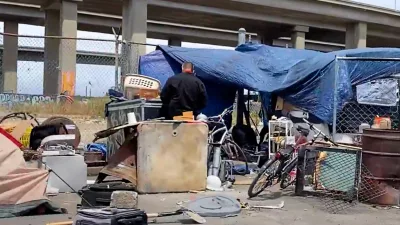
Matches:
[2,185,399,225]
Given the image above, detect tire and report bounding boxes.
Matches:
[280,157,298,189]
[248,157,281,198]
[42,116,81,148]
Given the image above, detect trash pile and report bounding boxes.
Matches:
[0,112,90,218]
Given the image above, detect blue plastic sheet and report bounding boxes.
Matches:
[139,49,236,116]
[139,44,400,123]
[85,143,107,158]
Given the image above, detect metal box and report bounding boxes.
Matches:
[106,99,162,159]
[136,122,208,193]
[41,155,87,193]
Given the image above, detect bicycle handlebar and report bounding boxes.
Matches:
[302,118,338,146]
[207,106,234,120]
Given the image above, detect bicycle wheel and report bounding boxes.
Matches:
[0,112,40,127]
[248,157,281,198]
[280,157,298,189]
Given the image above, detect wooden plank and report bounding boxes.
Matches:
[234,175,255,185]
[46,221,73,225]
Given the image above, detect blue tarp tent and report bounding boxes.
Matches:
[139,44,400,123]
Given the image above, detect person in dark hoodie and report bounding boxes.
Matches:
[160,62,207,119]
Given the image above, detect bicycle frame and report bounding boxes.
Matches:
[208,126,228,145]
[208,125,229,176]
[206,107,233,177]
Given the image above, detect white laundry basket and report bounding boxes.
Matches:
[124,74,161,100]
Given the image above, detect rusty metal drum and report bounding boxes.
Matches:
[361,129,400,206]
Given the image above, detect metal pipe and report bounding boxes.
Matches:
[211,147,222,176]
[236,28,246,125]
[336,57,400,61]
[332,57,339,137]
[112,27,121,90]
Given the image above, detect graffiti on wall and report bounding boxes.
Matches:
[0,93,56,106]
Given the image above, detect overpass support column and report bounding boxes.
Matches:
[2,22,18,93]
[44,10,60,96]
[43,0,79,95]
[122,0,147,75]
[59,0,78,96]
[43,0,77,96]
[345,22,367,49]
[168,37,182,47]
[291,26,309,49]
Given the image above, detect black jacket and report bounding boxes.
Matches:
[160,73,207,119]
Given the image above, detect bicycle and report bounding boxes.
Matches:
[247,112,338,198]
[204,106,248,183]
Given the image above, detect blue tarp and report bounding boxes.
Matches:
[139,48,237,116]
[139,44,400,123]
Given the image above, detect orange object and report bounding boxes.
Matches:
[61,71,76,96]
[173,111,194,121]
[126,88,160,100]
[373,115,392,129]
[373,115,382,126]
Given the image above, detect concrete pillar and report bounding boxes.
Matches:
[168,37,182,47]
[291,26,309,49]
[258,35,273,45]
[43,0,77,96]
[345,22,367,49]
[2,22,18,93]
[122,0,147,75]
[44,10,60,96]
[59,0,78,96]
[254,35,262,44]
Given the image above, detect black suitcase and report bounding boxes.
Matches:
[79,182,136,208]
[74,208,148,225]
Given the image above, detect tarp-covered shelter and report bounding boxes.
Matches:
[139,44,400,123]
[0,128,63,218]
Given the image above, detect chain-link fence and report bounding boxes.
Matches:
[0,32,261,146]
[299,147,387,214]
[315,57,400,213]
[0,32,150,145]
[333,58,400,135]
[0,33,145,97]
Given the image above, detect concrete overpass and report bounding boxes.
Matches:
[0,2,244,47]
[0,45,116,65]
[2,0,400,95]
[0,38,342,67]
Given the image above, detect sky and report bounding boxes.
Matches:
[0,23,234,97]
[350,0,400,10]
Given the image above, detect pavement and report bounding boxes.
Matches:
[2,185,399,225]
